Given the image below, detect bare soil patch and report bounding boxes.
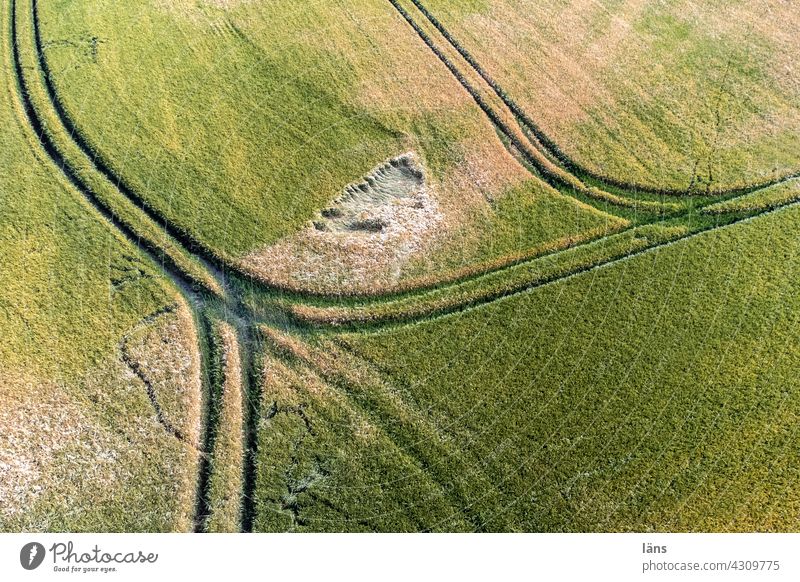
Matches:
[244,152,443,294]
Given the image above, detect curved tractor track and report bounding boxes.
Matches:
[5,0,800,532]
[7,0,258,532]
[396,0,800,198]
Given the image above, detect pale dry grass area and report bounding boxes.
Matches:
[153,0,242,24]
[423,0,800,189]
[122,303,203,448]
[744,1,800,96]
[244,153,445,294]
[0,302,202,532]
[0,372,120,522]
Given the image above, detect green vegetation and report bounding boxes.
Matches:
[702,179,800,215]
[253,329,474,531]
[1,0,202,530]
[3,0,798,534]
[255,205,800,531]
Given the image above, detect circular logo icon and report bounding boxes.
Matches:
[20,542,46,570]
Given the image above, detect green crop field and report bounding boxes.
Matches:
[1,0,798,533]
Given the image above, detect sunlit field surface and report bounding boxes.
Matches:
[1,0,798,531]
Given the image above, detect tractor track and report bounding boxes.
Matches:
[27,0,231,279]
[8,0,207,303]
[7,0,253,532]
[404,0,800,198]
[286,200,800,332]
[387,0,677,213]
